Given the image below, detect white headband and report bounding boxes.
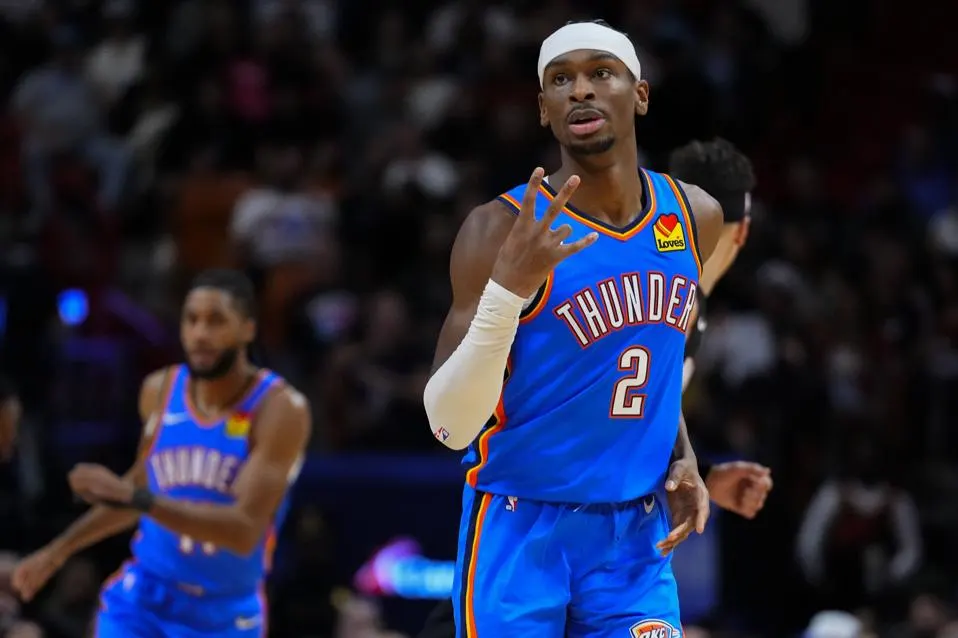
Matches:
[537,22,642,87]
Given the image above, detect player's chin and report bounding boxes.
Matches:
[566,134,615,156]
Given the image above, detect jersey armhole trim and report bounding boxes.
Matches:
[664,176,704,278]
[495,193,521,215]
[519,271,554,324]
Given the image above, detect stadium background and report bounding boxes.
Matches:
[1,0,958,636]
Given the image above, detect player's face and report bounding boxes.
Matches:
[180,288,254,380]
[538,50,649,156]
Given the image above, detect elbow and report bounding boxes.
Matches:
[424,414,472,451]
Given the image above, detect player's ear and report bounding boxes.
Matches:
[538,92,549,127]
[634,79,649,117]
[241,318,256,344]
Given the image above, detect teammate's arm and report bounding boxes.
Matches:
[11,368,170,601]
[143,388,310,555]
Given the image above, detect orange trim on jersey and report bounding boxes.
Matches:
[263,525,278,572]
[519,272,554,324]
[662,175,702,277]
[464,358,512,487]
[536,169,658,241]
[497,192,522,213]
[184,368,270,428]
[463,491,493,638]
[97,559,135,612]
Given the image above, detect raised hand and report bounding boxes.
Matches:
[491,167,598,298]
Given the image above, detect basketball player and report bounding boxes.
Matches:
[12,269,310,637]
[416,137,772,638]
[423,19,724,637]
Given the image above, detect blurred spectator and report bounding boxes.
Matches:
[12,24,129,224]
[796,439,923,611]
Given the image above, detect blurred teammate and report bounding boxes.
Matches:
[417,138,771,638]
[423,19,722,637]
[12,269,311,637]
[669,138,772,519]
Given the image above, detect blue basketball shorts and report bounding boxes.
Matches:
[95,561,267,637]
[452,485,681,638]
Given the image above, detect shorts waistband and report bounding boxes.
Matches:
[128,562,260,599]
[483,490,657,512]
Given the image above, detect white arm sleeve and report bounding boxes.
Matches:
[424,279,525,450]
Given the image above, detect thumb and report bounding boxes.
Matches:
[665,463,684,491]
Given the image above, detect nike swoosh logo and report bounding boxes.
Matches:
[161,413,191,425]
[235,615,261,630]
[643,497,655,514]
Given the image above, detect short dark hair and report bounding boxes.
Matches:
[188,269,256,318]
[667,138,756,195]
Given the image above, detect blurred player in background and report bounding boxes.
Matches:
[668,138,772,518]
[12,269,310,637]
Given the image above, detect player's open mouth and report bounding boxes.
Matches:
[567,109,606,136]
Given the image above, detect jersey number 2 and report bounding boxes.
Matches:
[179,535,217,556]
[610,346,651,418]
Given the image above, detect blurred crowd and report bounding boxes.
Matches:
[1,0,958,636]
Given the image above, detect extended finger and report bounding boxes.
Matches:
[519,168,545,225]
[696,502,710,534]
[552,224,573,242]
[662,520,692,546]
[541,175,580,228]
[556,232,598,259]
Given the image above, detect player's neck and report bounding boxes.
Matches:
[192,362,257,414]
[553,147,642,227]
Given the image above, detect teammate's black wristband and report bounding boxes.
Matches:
[130,487,156,512]
[101,488,155,512]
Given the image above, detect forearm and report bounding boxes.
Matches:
[146,497,260,555]
[673,413,697,464]
[48,506,140,561]
[424,280,524,450]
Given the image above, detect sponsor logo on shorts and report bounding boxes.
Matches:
[629,619,680,638]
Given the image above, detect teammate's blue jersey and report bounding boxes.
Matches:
[132,365,299,595]
[463,169,702,504]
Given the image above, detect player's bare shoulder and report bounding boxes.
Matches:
[255,382,312,441]
[676,180,725,263]
[449,199,519,295]
[139,366,177,432]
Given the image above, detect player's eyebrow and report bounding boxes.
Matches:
[545,51,622,73]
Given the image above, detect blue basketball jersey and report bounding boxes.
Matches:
[463,169,702,504]
[132,365,299,595]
